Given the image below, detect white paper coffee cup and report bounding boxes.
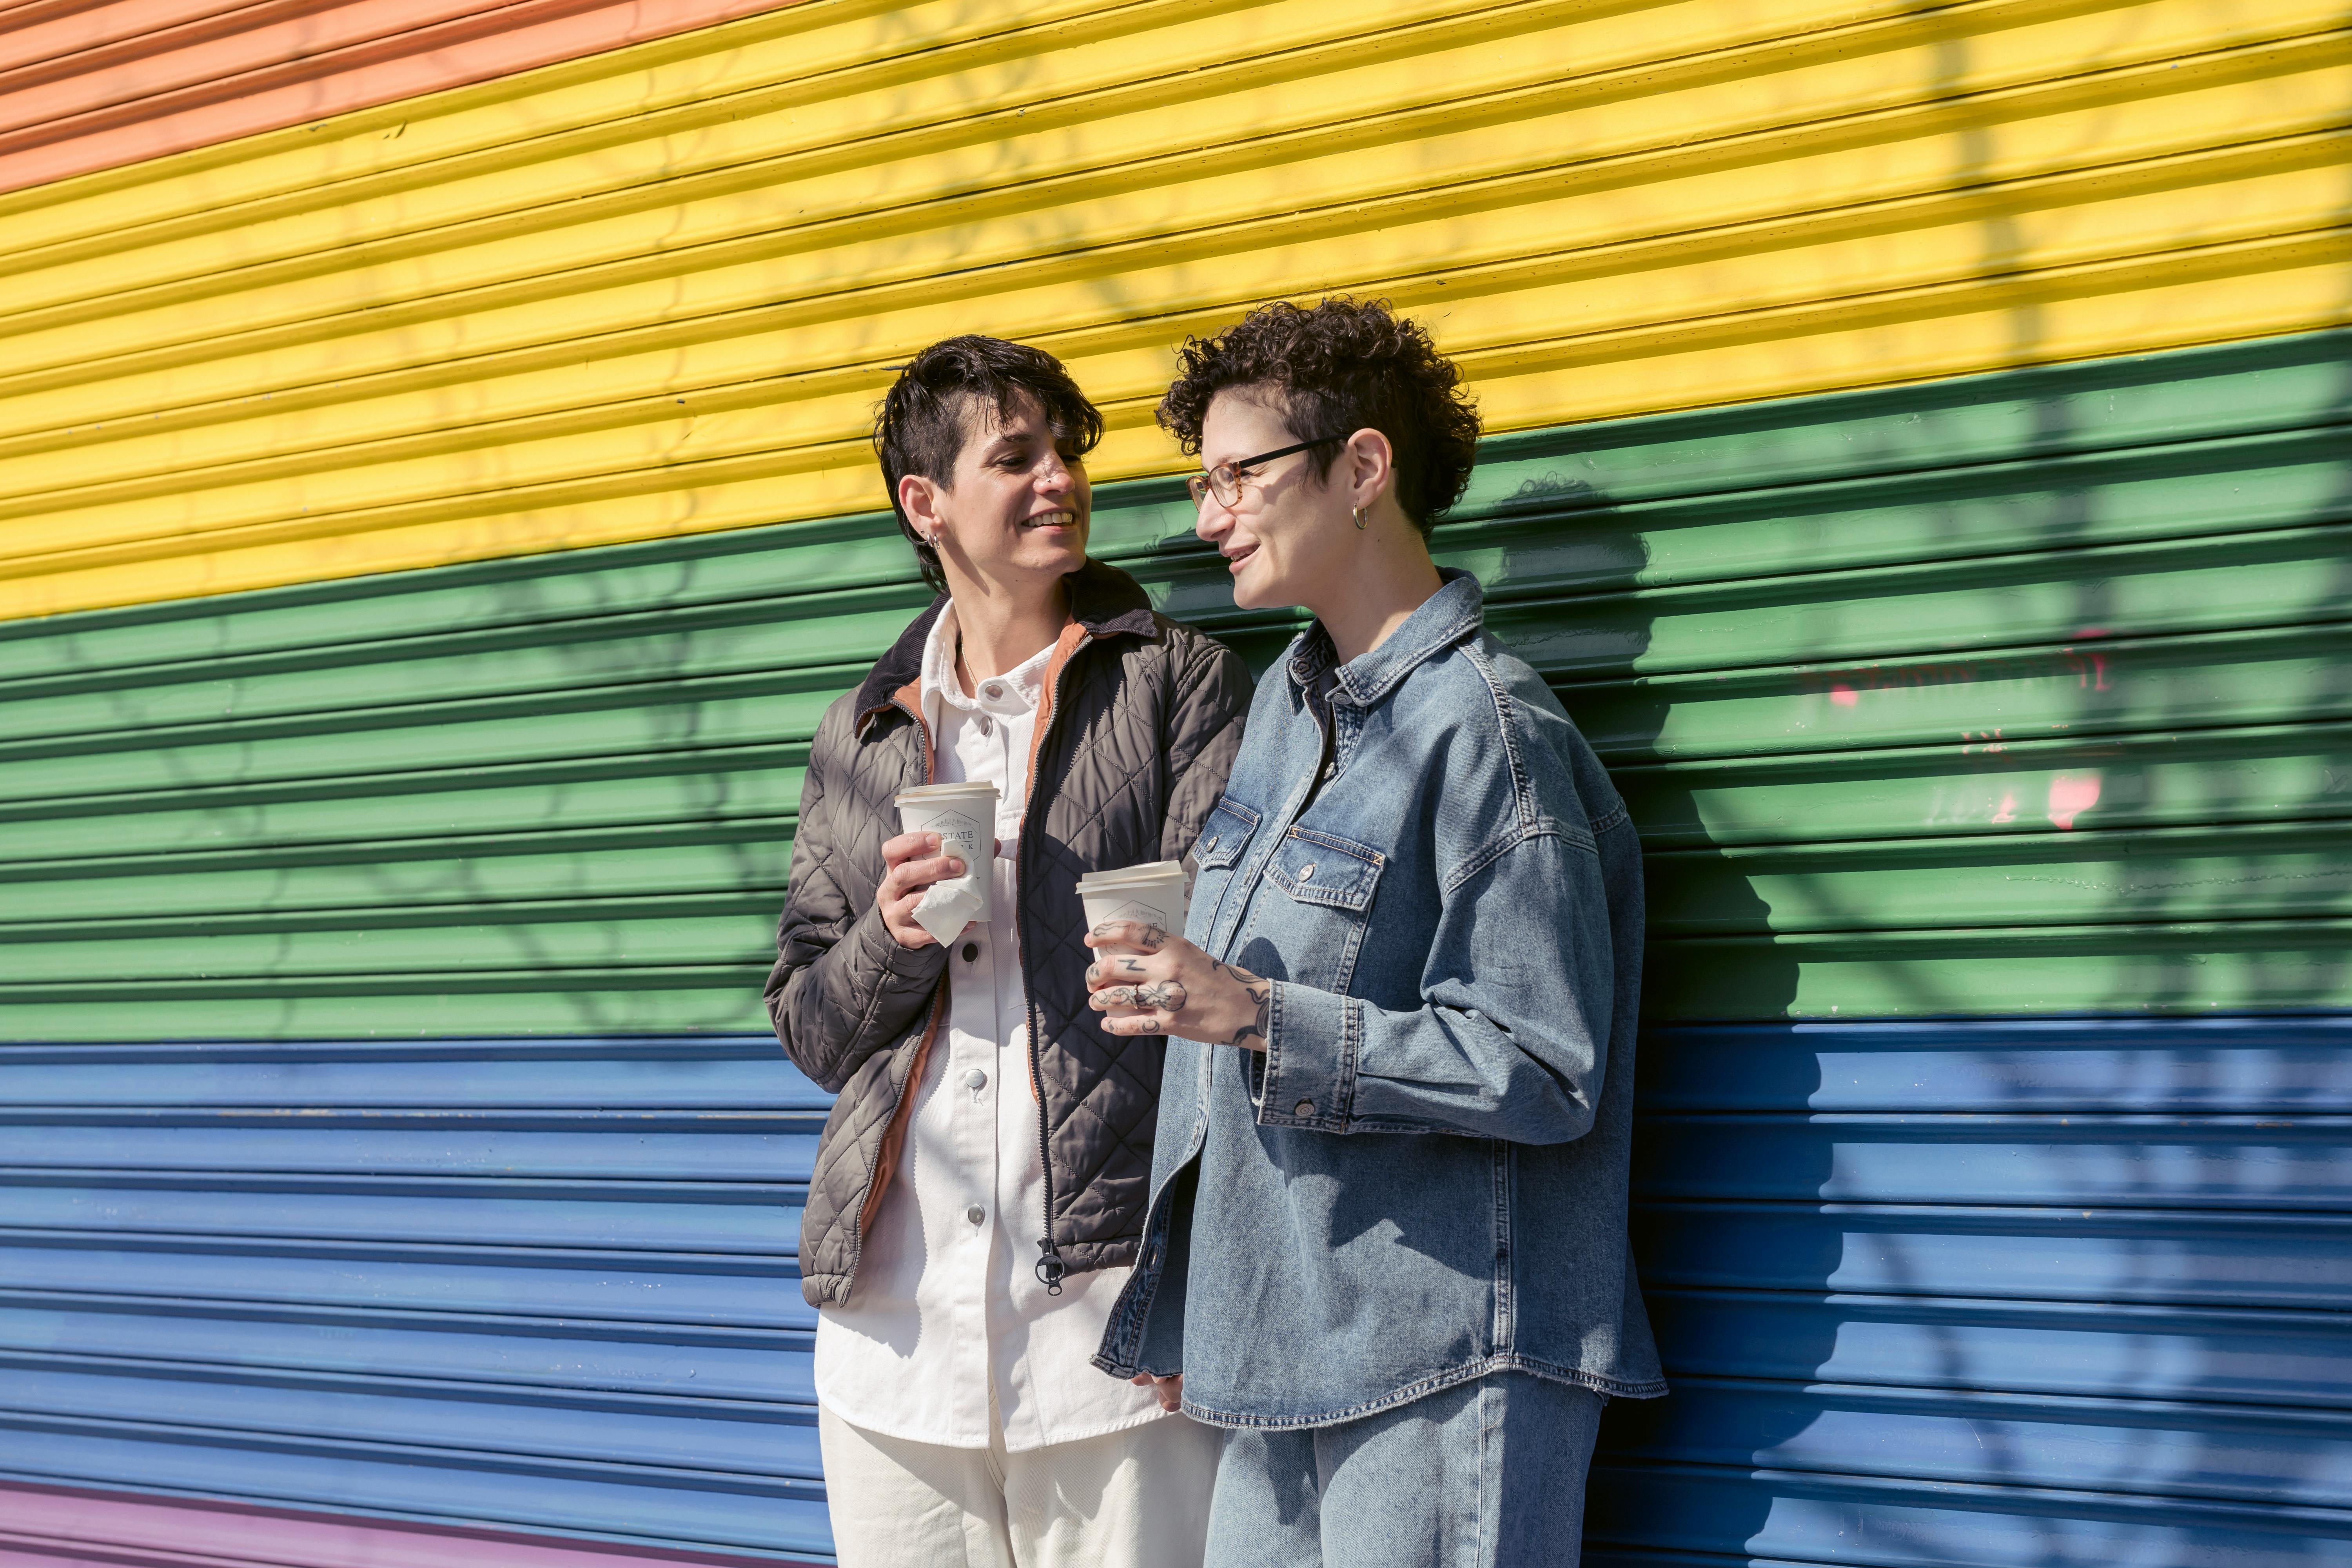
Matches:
[1077,860,1189,946]
[896,782,999,941]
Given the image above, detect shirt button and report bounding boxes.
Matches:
[977,716,992,736]
[1294,1099,1316,1117]
[965,1205,986,1226]
[964,1068,987,1091]
[983,682,1005,700]
[961,941,979,963]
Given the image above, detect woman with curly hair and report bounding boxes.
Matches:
[1085,299,1665,1566]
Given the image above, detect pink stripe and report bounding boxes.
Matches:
[0,0,792,196]
[0,1482,824,1568]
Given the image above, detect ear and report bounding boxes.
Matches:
[1341,428,1395,511]
[898,472,947,542]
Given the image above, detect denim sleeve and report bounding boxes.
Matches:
[1253,829,1613,1143]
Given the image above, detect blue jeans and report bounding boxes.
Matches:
[1203,1374,1605,1568]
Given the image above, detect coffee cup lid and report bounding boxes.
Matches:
[896,782,1000,803]
[1077,860,1185,888]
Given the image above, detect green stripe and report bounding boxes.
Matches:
[2,328,2345,1036]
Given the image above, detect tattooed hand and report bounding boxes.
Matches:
[1083,921,1270,1049]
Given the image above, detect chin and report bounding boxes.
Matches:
[1017,532,1087,572]
[1228,560,1290,612]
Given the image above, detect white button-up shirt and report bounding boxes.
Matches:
[812,604,1170,1452]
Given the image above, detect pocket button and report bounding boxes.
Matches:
[1294,1099,1316,1117]
[1297,862,1317,881]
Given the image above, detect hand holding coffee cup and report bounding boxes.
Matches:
[884,782,1004,949]
[876,830,974,949]
[1083,926,1272,1047]
[1080,861,1270,1047]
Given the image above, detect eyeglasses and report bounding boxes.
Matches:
[1186,436,1343,508]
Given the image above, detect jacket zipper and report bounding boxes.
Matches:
[1024,631,1090,1296]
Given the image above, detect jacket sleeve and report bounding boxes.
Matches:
[1158,628,1254,865]
[1250,826,1615,1145]
[764,704,946,1094]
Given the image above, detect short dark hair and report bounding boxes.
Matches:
[873,336,1105,592]
[1156,298,1481,537]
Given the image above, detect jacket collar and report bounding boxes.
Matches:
[1289,568,1485,710]
[854,557,1158,733]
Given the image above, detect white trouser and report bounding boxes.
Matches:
[818,1403,1222,1568]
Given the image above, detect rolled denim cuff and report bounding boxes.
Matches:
[1254,981,1354,1131]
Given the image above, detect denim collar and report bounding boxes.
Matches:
[1287,568,1484,710]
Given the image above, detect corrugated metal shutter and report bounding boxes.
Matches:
[1,0,2339,619]
[6,329,2342,1036]
[0,1036,833,1562]
[1602,1014,2352,1566]
[5,0,2347,1556]
[5,327,2347,1558]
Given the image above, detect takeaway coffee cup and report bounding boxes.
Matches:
[1076,859,1190,948]
[895,781,999,944]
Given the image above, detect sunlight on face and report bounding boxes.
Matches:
[1192,388,1354,613]
[930,394,1090,592]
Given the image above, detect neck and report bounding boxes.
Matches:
[1305,532,1443,665]
[944,570,1069,694]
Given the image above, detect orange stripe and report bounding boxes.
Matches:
[0,0,793,196]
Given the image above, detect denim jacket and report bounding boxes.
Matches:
[1094,571,1666,1425]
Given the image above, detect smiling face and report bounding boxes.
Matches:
[902,393,1090,596]
[1192,387,1359,613]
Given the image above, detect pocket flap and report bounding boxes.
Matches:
[1267,827,1383,910]
[1192,799,1258,871]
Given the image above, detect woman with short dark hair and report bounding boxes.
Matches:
[1087,299,1665,1567]
[769,335,1247,1566]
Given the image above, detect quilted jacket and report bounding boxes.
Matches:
[766,559,1252,1308]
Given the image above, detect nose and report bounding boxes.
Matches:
[1036,451,1075,498]
[1193,492,1233,544]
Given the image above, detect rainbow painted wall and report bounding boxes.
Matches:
[2,1,2347,1563]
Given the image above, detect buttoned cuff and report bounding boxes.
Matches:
[1253,982,1354,1131]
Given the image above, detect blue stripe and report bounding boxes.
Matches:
[7,1020,2351,1564]
[1602,1014,2352,1563]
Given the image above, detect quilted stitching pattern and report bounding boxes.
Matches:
[768,596,1250,1305]
[1028,630,1248,1263]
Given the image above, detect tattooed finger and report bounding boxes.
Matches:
[1134,980,1187,1013]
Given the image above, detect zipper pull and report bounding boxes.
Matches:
[1035,1238,1066,1296]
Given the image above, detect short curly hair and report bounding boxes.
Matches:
[874,336,1103,592]
[1156,298,1480,537]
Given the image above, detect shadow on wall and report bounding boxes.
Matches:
[1572,348,2352,1560]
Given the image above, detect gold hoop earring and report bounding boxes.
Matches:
[1352,507,1368,531]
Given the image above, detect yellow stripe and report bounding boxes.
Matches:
[0,0,2343,620]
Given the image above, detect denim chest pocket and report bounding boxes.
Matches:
[1193,800,1258,873]
[1187,799,1259,940]
[1251,827,1386,995]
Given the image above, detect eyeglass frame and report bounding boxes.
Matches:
[1185,434,1347,509]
